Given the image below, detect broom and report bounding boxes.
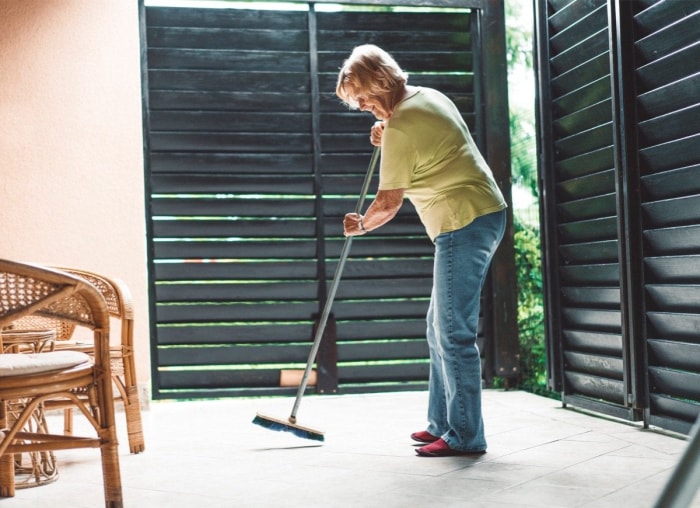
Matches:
[253,147,381,442]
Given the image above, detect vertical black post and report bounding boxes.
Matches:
[533,0,564,394]
[610,0,646,420]
[314,313,338,394]
[308,3,338,394]
[482,0,520,384]
[138,0,162,399]
[471,8,494,387]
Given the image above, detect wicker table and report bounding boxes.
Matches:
[1,329,56,354]
[0,329,59,489]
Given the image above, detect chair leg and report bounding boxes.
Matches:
[0,452,15,497]
[100,440,123,508]
[0,401,15,497]
[94,376,123,508]
[124,385,145,454]
[64,407,74,435]
[120,349,145,454]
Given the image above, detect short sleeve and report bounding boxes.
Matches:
[378,126,415,190]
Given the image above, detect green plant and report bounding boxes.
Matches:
[512,217,557,398]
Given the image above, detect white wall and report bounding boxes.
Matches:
[0,0,151,401]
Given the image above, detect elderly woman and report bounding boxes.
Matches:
[336,44,507,457]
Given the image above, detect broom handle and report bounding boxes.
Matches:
[290,146,381,421]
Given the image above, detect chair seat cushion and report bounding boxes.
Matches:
[0,351,91,377]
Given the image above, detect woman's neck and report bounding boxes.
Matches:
[384,85,418,119]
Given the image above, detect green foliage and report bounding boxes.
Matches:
[513,218,548,394]
[503,0,557,398]
[510,109,538,196]
[504,0,533,70]
[505,0,539,197]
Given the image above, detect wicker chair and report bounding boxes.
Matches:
[8,267,145,454]
[54,267,144,454]
[0,259,123,507]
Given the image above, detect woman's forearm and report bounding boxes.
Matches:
[361,189,405,231]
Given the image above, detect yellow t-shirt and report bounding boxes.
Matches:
[379,87,506,241]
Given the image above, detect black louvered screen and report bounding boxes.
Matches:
[315,9,474,392]
[142,1,515,399]
[146,7,319,398]
[536,0,635,420]
[631,0,700,434]
[537,0,700,434]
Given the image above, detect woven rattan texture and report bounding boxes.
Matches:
[0,274,60,318]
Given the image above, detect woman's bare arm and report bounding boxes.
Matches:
[344,188,405,236]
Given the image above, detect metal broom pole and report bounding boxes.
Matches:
[289,146,381,423]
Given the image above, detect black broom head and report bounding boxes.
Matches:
[252,412,325,442]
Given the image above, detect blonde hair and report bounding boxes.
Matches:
[336,44,408,109]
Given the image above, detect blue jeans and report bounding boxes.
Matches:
[425,209,506,452]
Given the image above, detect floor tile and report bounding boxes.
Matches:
[2,390,699,508]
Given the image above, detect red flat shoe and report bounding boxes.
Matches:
[416,438,486,457]
[410,430,439,444]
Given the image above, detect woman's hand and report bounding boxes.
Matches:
[343,213,366,237]
[370,121,385,147]
[342,189,404,237]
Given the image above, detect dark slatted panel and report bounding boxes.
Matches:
[315,8,472,391]
[635,0,700,434]
[538,0,632,416]
[537,0,700,433]
[146,6,318,398]
[144,3,478,398]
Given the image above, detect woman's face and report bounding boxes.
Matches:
[347,82,393,120]
[355,93,391,120]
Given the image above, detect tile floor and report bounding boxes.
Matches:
[3,389,699,507]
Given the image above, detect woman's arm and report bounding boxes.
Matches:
[344,188,405,236]
[345,120,403,236]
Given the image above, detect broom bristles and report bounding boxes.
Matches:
[252,412,325,442]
